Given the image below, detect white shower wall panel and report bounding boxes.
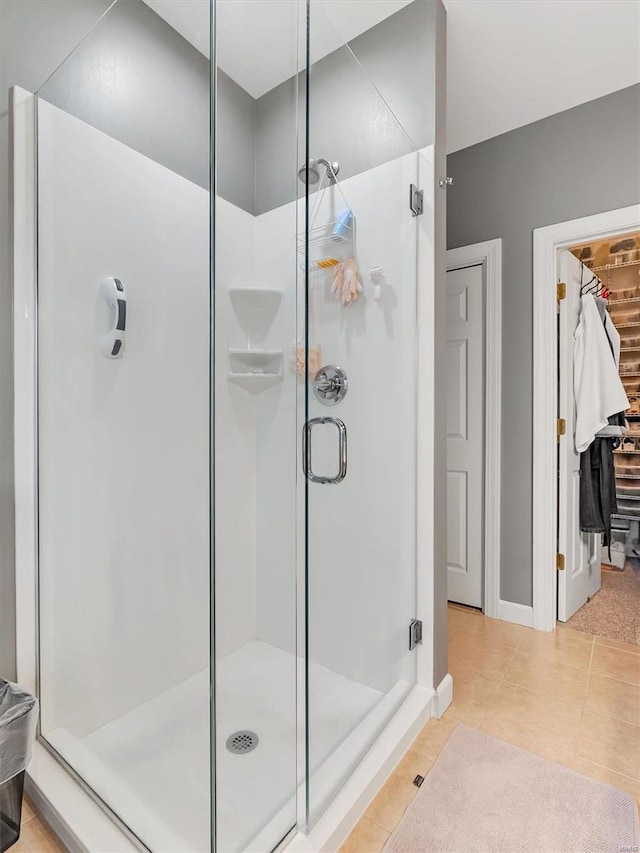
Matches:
[254,153,421,693]
[214,198,259,658]
[36,101,257,737]
[254,202,299,657]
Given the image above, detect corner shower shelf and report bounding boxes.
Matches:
[228,373,282,393]
[228,288,282,320]
[227,349,283,394]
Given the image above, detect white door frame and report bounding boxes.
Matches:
[446,239,502,620]
[532,204,640,632]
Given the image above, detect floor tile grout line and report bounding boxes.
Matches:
[574,756,640,785]
[594,641,640,655]
[511,645,596,674]
[592,668,640,687]
[583,705,640,729]
[364,813,394,837]
[579,637,594,750]
[589,668,640,688]
[499,676,587,709]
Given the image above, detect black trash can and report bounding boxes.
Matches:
[0,680,38,851]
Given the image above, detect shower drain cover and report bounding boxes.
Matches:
[226,730,259,754]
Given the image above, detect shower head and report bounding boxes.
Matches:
[297,158,340,185]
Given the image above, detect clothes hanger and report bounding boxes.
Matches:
[582,274,599,295]
[580,265,596,296]
[584,274,605,297]
[579,263,609,299]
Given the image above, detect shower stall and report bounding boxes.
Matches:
[12,0,447,850]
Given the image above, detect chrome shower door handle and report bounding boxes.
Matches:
[303,417,347,484]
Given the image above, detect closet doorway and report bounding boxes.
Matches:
[556,231,640,643]
[445,240,502,616]
[532,204,640,637]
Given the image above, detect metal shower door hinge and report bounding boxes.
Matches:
[556,553,565,571]
[557,281,566,302]
[409,618,423,650]
[409,184,423,216]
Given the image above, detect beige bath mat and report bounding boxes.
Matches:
[384,724,639,853]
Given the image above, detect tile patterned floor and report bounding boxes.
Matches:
[566,562,640,646]
[340,605,640,853]
[19,606,640,852]
[10,796,65,852]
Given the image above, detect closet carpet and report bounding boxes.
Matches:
[567,560,640,646]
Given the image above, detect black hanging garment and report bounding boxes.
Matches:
[579,437,618,557]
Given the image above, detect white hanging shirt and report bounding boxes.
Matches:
[574,294,629,453]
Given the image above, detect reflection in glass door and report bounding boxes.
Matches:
[35,2,213,850]
[212,2,303,850]
[302,0,423,826]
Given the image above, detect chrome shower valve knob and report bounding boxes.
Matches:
[313,365,348,405]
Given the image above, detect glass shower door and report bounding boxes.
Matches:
[301,0,423,825]
[34,2,213,850]
[212,2,303,851]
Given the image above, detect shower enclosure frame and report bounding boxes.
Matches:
[10,5,450,845]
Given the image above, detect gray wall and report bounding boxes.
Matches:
[255,0,434,214]
[7,0,254,203]
[447,84,640,606]
[432,0,448,688]
[38,0,209,196]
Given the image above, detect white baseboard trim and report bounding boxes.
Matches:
[433,673,453,719]
[497,599,534,628]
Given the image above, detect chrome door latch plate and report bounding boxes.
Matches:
[409,618,423,650]
[409,184,423,216]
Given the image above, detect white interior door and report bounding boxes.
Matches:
[558,249,601,622]
[446,264,484,608]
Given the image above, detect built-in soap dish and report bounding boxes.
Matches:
[227,350,283,394]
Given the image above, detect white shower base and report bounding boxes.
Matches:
[45,641,385,852]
